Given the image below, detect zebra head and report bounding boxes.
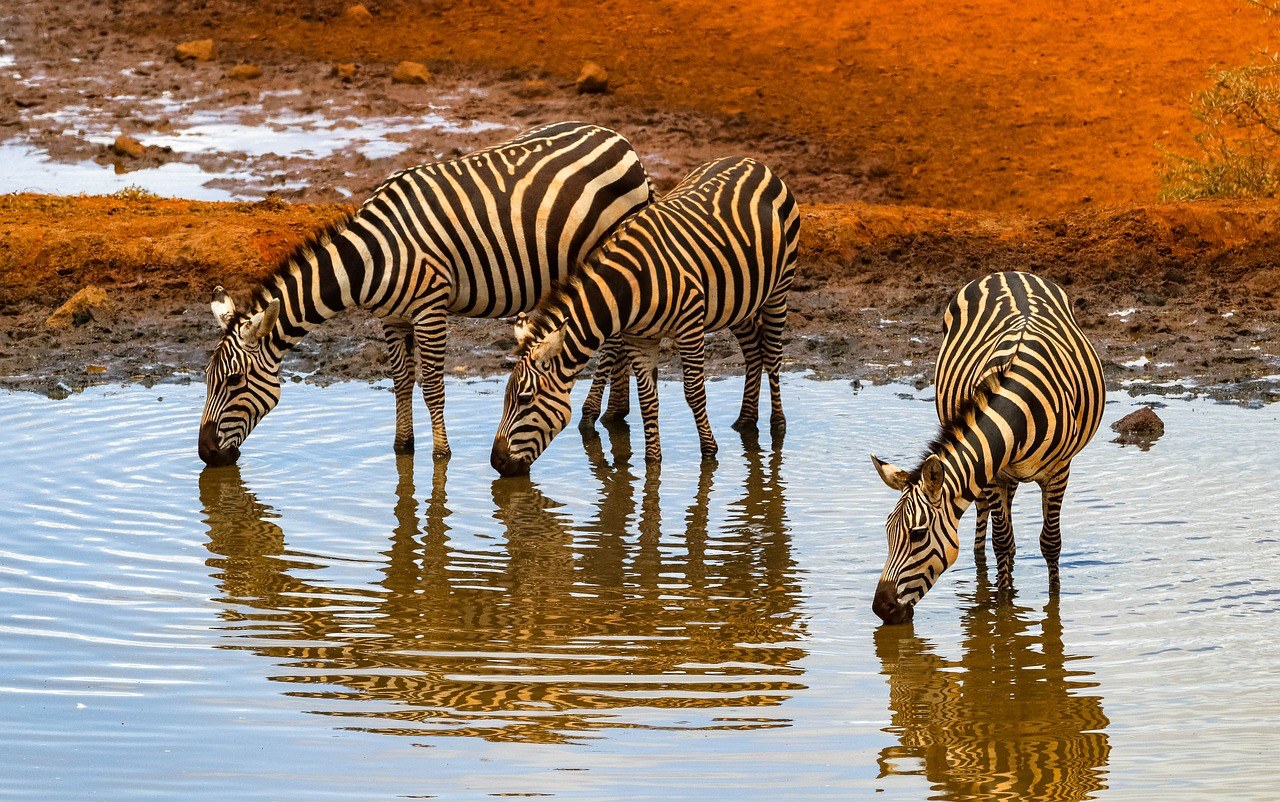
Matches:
[870,453,960,625]
[490,314,579,476]
[199,287,283,467]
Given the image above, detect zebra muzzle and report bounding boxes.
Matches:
[198,421,240,467]
[489,437,530,477]
[872,580,915,625]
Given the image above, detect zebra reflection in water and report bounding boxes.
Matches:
[197,430,804,744]
[874,570,1110,802]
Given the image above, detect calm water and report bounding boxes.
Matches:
[1,377,1277,800]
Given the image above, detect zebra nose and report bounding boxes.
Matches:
[198,422,239,467]
[490,437,528,477]
[873,581,914,625]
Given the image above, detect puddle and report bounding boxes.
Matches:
[1,376,1277,799]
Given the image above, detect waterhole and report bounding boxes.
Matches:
[0,377,1276,800]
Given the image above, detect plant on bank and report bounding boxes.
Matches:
[1160,1,1280,199]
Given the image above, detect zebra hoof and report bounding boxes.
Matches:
[393,438,414,455]
[432,446,452,461]
[601,410,629,425]
[730,417,758,432]
[578,415,598,432]
[769,417,787,437]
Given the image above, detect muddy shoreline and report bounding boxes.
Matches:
[3,196,1278,406]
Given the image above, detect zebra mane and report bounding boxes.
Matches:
[248,210,357,311]
[909,372,1004,482]
[515,275,583,356]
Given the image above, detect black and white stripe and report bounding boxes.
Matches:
[490,157,801,476]
[870,271,1105,623]
[199,122,651,466]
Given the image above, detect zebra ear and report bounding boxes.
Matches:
[243,298,281,344]
[530,324,566,366]
[871,454,910,491]
[513,312,533,347]
[919,455,944,503]
[211,286,236,331]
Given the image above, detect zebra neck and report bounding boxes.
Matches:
[257,224,379,361]
[933,394,1015,515]
[547,270,618,371]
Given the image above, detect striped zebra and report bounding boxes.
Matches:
[869,271,1104,624]
[198,121,651,467]
[489,157,801,476]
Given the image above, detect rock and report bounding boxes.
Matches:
[1111,407,1165,436]
[46,286,112,330]
[174,39,217,62]
[331,62,358,81]
[111,135,146,159]
[575,61,609,94]
[391,61,430,84]
[227,64,263,80]
[343,3,373,24]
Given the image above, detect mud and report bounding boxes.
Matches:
[3,195,1278,406]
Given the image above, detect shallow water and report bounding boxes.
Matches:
[1,377,1277,800]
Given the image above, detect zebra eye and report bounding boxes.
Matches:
[225,372,245,388]
[909,526,929,543]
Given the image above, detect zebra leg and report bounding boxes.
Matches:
[974,487,994,556]
[579,341,616,430]
[676,331,718,460]
[991,480,1019,591]
[626,339,663,463]
[730,316,764,431]
[412,309,451,459]
[1038,464,1072,590]
[382,321,416,455]
[603,342,632,424]
[761,298,788,437]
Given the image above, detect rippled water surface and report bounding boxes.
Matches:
[1,377,1277,800]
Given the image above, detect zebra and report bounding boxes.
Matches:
[489,156,801,476]
[198,121,651,467]
[869,271,1104,624]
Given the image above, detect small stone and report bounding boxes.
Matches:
[1111,407,1165,437]
[86,364,107,374]
[575,61,609,94]
[391,61,430,84]
[174,39,217,63]
[111,134,146,159]
[331,62,358,81]
[46,286,112,330]
[343,3,373,24]
[227,64,263,80]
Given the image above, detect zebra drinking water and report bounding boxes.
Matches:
[490,157,800,476]
[198,122,651,467]
[869,271,1105,624]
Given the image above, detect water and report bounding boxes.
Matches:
[0,377,1277,800]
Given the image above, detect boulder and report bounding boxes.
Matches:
[111,135,146,159]
[227,64,263,80]
[174,39,217,62]
[575,61,609,94]
[45,286,112,330]
[1111,407,1165,437]
[343,4,374,24]
[332,62,358,81]
[391,61,430,85]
